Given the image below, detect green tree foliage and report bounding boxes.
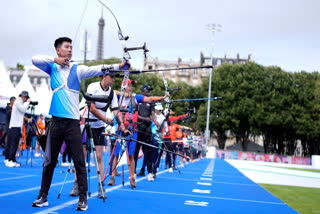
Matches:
[195,62,320,156]
[80,58,320,156]
[17,63,24,70]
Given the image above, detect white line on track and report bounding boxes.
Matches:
[158,176,257,186]
[116,189,287,205]
[0,171,34,176]
[33,169,171,214]
[0,175,36,181]
[200,178,212,181]
[206,174,246,178]
[0,176,98,197]
[197,182,212,186]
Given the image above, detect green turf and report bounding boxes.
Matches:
[260,184,320,214]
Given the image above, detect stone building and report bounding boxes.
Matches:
[143,53,251,86]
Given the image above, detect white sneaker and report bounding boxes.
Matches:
[35,153,41,157]
[6,160,15,167]
[147,173,154,181]
[61,162,70,167]
[169,168,173,173]
[180,164,184,168]
[13,161,21,167]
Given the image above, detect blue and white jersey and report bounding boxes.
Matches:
[32,55,119,120]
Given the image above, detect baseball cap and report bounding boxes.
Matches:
[154,103,163,110]
[141,84,153,91]
[121,79,135,86]
[103,71,117,77]
[19,90,29,98]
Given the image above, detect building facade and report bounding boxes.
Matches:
[9,67,50,91]
[143,53,251,86]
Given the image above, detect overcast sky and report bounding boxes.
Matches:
[0,0,319,72]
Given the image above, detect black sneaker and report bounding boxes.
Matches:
[32,193,49,207]
[76,194,88,211]
[98,182,106,199]
[115,172,121,177]
[136,171,145,177]
[69,181,79,196]
[173,166,177,170]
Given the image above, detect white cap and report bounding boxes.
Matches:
[155,104,163,111]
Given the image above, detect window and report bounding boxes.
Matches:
[148,65,153,70]
[193,69,198,76]
[13,76,17,84]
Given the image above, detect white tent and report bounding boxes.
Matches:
[0,60,16,99]
[34,78,52,116]
[15,69,36,100]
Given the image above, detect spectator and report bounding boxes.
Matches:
[5,91,30,167]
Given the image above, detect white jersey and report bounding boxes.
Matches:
[154,113,168,133]
[81,82,118,128]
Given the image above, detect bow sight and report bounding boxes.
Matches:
[124,42,149,59]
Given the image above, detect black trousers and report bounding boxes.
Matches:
[40,117,87,195]
[172,143,178,167]
[134,130,153,174]
[62,144,71,163]
[158,139,173,168]
[6,127,21,162]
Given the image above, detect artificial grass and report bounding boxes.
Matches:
[260,184,320,214]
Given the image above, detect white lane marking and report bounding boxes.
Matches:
[192,189,211,194]
[0,169,130,198]
[181,172,208,175]
[159,176,257,186]
[0,171,33,176]
[197,182,212,186]
[116,189,287,205]
[33,169,171,214]
[201,174,213,177]
[0,176,96,197]
[200,177,212,181]
[0,175,36,181]
[184,200,209,207]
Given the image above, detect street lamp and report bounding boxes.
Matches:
[205,23,222,148]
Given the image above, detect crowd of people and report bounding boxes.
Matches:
[1,37,206,211]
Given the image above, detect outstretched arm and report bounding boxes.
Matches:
[169,113,188,123]
[143,93,169,103]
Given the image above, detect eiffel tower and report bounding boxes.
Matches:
[96,9,105,61]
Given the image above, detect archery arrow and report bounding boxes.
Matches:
[106,133,191,160]
[163,97,222,103]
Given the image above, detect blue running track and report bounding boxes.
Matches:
[0,150,298,214]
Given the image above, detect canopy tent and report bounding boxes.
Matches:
[0,60,16,99]
[15,69,36,100]
[34,78,52,116]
